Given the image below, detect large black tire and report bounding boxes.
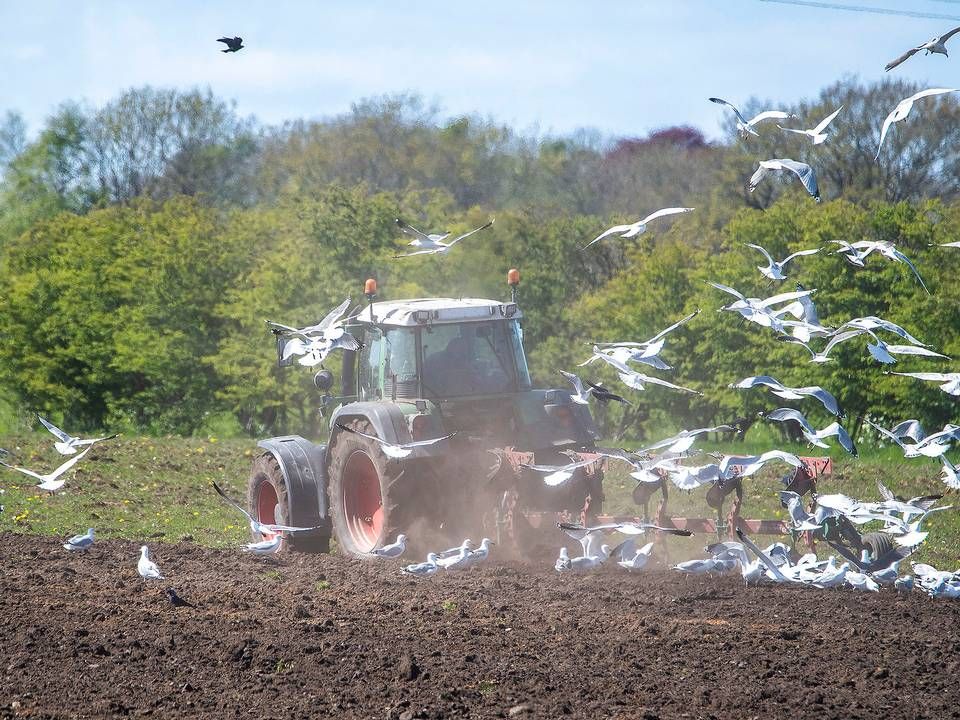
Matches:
[861,531,895,561]
[326,420,406,557]
[248,452,329,553]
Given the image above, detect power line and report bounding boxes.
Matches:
[759,0,960,21]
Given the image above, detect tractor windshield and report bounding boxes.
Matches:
[421,320,529,398]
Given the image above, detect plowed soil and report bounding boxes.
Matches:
[2,533,959,719]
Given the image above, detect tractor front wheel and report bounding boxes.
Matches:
[247,452,329,553]
[327,421,404,557]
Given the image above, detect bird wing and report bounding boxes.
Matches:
[400,432,457,450]
[316,298,352,331]
[884,46,920,72]
[736,529,791,582]
[764,407,816,435]
[638,207,695,225]
[864,419,906,449]
[747,163,769,193]
[757,288,814,309]
[217,37,233,45]
[631,373,701,395]
[747,110,792,126]
[447,219,494,247]
[213,481,257,525]
[777,159,819,200]
[821,328,868,356]
[45,447,92,482]
[781,247,821,265]
[0,459,42,480]
[393,248,441,258]
[645,309,700,344]
[891,419,926,442]
[891,372,957,382]
[335,423,389,447]
[908,87,958,103]
[582,223,634,250]
[745,243,775,266]
[886,344,948,359]
[709,97,749,126]
[812,106,843,134]
[707,281,745,302]
[731,375,785,391]
[37,415,72,443]
[876,107,900,159]
[395,218,434,242]
[889,249,929,294]
[559,369,587,397]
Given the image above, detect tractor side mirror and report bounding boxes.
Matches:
[314,369,335,392]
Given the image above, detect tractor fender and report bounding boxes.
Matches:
[329,402,411,446]
[256,435,331,535]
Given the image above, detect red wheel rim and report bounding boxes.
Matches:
[256,480,280,530]
[342,450,384,552]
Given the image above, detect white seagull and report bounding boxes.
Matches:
[267,298,361,366]
[729,375,843,417]
[63,528,95,551]
[402,553,440,577]
[138,546,164,580]
[0,446,91,493]
[394,219,494,258]
[395,218,451,249]
[748,159,820,202]
[589,352,701,395]
[745,243,821,281]
[558,370,593,405]
[885,27,960,71]
[583,207,694,250]
[583,309,700,371]
[889,371,960,397]
[212,482,324,538]
[709,97,795,137]
[832,240,929,293]
[521,455,603,486]
[876,88,957,160]
[760,408,857,456]
[617,541,656,571]
[335,424,456,459]
[242,535,283,555]
[37,416,117,456]
[708,282,814,331]
[369,533,407,559]
[777,106,843,145]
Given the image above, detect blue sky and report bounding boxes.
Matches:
[2,1,960,140]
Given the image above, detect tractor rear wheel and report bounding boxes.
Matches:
[247,452,329,553]
[326,420,405,557]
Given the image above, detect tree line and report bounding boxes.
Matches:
[1,78,958,438]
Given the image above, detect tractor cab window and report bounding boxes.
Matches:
[421,321,517,397]
[383,328,418,399]
[358,327,383,400]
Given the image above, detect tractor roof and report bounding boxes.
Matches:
[355,298,522,327]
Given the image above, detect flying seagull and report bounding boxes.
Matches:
[885,27,960,71]
[583,207,694,250]
[590,352,701,395]
[217,36,244,52]
[748,159,820,202]
[730,375,843,417]
[37,415,117,456]
[242,535,283,555]
[888,372,960,397]
[831,240,929,293]
[521,455,603,486]
[745,243,821,281]
[708,98,795,137]
[212,481,324,538]
[393,219,494,258]
[335,423,456,458]
[876,88,957,160]
[777,106,843,145]
[0,446,91,492]
[63,528,95,552]
[266,298,361,367]
[396,218,451,249]
[583,309,701,371]
[760,408,857,456]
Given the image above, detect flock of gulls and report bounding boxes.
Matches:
[4,24,960,602]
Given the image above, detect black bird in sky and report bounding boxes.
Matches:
[217,36,244,53]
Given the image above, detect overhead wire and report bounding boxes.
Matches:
[758,0,960,21]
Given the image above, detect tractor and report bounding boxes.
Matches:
[246,271,606,556]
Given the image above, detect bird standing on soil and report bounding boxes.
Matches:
[217,36,244,52]
[370,534,407,558]
[402,553,440,577]
[166,588,195,608]
[63,528,95,552]
[138,546,164,580]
